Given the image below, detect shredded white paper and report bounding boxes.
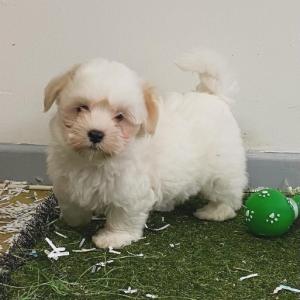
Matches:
[249,187,267,193]
[54,231,68,239]
[72,248,96,253]
[0,180,46,247]
[273,284,300,294]
[45,237,69,260]
[119,287,138,294]
[152,224,170,231]
[0,201,39,234]
[249,183,300,195]
[92,259,114,272]
[109,247,121,254]
[239,273,258,281]
[146,293,158,299]
[145,223,170,231]
[0,181,52,191]
[79,238,86,248]
[127,251,144,257]
[91,265,97,273]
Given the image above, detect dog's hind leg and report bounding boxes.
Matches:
[194,175,246,221]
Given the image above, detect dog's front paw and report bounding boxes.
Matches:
[92,229,141,249]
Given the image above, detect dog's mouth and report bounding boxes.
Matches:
[67,142,108,161]
[89,143,111,154]
[90,143,100,151]
[78,146,110,162]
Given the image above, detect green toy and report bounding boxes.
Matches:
[245,188,300,237]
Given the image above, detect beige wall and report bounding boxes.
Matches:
[0,0,299,152]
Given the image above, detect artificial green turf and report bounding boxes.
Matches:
[6,198,300,299]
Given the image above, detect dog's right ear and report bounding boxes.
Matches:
[44,65,79,112]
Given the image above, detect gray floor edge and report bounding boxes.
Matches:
[0,144,300,188]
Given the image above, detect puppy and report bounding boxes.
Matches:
[44,50,247,248]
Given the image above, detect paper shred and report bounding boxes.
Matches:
[54,231,68,239]
[45,237,65,251]
[45,237,69,260]
[6,180,27,185]
[249,187,267,193]
[127,251,144,257]
[0,181,52,190]
[239,273,258,281]
[153,224,170,231]
[48,251,69,259]
[35,177,44,184]
[91,259,113,273]
[72,248,96,253]
[119,287,138,294]
[0,201,40,236]
[146,293,158,298]
[29,249,38,257]
[109,247,121,254]
[79,238,86,248]
[273,284,300,294]
[233,267,252,273]
[45,237,59,251]
[91,261,107,272]
[146,224,170,231]
[0,180,51,245]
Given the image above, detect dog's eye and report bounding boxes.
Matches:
[76,105,89,113]
[114,113,124,122]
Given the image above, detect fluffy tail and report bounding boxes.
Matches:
[175,49,238,99]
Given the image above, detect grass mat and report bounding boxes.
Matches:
[5,198,300,299]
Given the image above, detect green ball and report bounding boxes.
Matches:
[245,188,300,237]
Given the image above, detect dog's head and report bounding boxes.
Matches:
[44,59,158,158]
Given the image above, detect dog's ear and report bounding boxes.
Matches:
[142,85,159,134]
[44,65,79,112]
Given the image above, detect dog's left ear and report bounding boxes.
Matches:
[142,85,159,134]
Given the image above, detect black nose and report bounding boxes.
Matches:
[88,130,104,144]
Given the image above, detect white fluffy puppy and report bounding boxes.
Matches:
[45,50,247,249]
